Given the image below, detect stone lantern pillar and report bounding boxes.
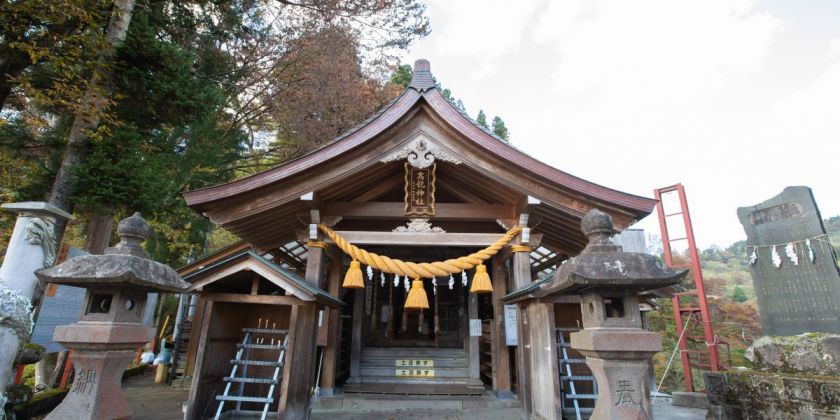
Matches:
[553,210,686,420]
[36,213,188,420]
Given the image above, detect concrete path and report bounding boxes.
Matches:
[121,373,707,420]
[124,371,188,419]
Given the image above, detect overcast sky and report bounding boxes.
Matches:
[400,0,840,249]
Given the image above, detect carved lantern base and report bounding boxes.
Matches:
[46,349,136,420]
[572,329,662,420]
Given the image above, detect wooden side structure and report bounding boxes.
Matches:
[181,59,658,419]
[181,251,342,419]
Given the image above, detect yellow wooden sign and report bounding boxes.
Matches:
[396,368,435,378]
[395,359,434,368]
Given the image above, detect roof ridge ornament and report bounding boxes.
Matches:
[380,132,462,169]
[408,59,436,91]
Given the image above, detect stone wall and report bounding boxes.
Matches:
[705,334,840,420]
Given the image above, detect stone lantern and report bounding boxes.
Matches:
[35,213,188,420]
[552,209,686,420]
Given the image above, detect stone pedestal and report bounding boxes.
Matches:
[572,329,662,420]
[48,350,136,420]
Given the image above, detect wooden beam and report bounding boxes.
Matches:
[250,273,259,295]
[531,253,566,275]
[350,176,402,202]
[204,293,302,306]
[270,248,305,272]
[321,230,507,247]
[323,201,513,221]
[436,175,488,204]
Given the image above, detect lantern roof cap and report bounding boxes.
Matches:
[36,213,188,292]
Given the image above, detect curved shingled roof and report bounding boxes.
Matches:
[185,59,654,213]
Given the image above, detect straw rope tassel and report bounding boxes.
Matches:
[405,278,429,310]
[343,260,365,288]
[469,264,493,293]
[318,224,522,278]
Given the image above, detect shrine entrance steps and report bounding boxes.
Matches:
[347,347,483,390]
[310,393,522,420]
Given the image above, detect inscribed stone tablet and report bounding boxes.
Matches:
[737,186,840,336]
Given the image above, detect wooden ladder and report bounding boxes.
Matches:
[214,328,289,420]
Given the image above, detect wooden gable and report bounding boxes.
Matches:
[183,251,343,308]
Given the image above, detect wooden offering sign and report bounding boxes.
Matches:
[405,162,436,216]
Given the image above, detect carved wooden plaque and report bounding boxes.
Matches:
[404,162,435,217]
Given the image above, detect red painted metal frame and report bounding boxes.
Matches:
[654,183,720,392]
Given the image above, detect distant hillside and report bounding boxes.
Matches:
[647,215,840,393]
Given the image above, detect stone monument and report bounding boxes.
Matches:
[35,213,188,420]
[0,202,71,410]
[737,186,840,335]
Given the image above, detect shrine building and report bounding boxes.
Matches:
[178,59,657,419]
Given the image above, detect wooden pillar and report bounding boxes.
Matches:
[319,258,342,395]
[346,288,364,384]
[512,244,533,415]
[491,257,513,398]
[186,299,214,420]
[526,302,562,420]
[280,232,326,418]
[468,291,480,380]
[279,303,319,419]
[305,245,326,288]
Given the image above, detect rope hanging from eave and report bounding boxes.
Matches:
[317,224,523,279]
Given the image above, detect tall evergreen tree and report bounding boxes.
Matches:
[492,116,510,141]
[390,64,413,89]
[476,110,488,128]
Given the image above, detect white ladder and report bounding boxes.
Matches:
[215,328,289,420]
[557,327,597,420]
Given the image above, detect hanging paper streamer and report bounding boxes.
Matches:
[404,276,410,292]
[785,243,798,266]
[367,265,374,281]
[772,245,782,269]
[748,247,757,265]
[461,271,468,287]
[381,272,386,287]
[448,274,454,290]
[432,278,438,295]
[393,275,400,287]
[806,239,815,263]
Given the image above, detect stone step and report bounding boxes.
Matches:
[311,394,522,419]
[309,408,522,420]
[361,348,467,358]
[359,367,469,378]
[356,376,484,386]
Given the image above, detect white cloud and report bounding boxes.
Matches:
[423,0,541,76]
[405,1,840,248]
